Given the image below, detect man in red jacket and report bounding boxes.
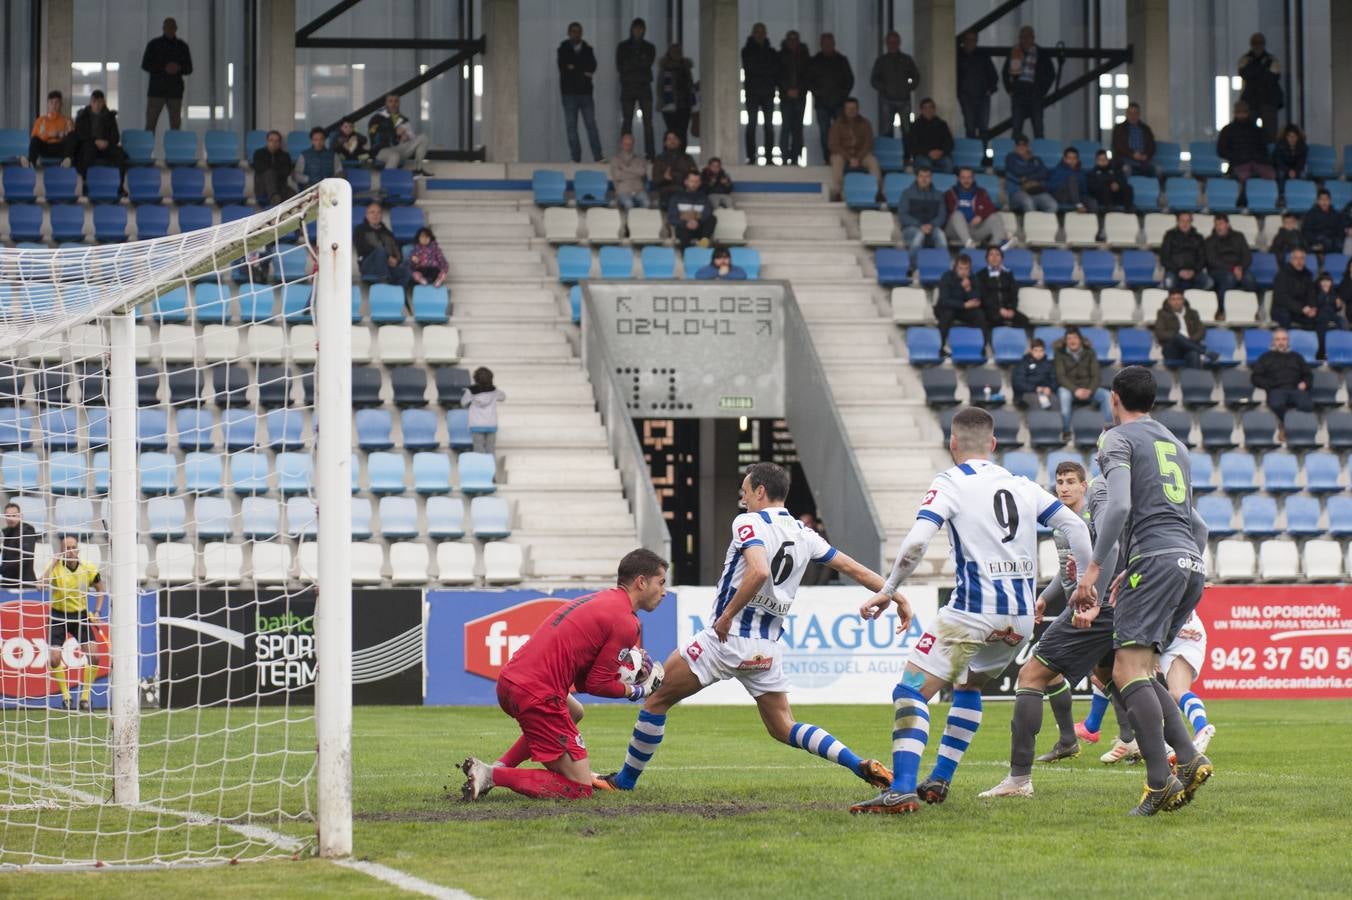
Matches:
[460,549,669,801]
[944,166,1008,248]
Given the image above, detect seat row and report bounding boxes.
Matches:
[556,244,761,281]
[541,205,747,245]
[140,282,451,326]
[1211,538,1351,582]
[1198,493,1352,537]
[1002,448,1349,496]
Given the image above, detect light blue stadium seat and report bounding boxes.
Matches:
[566,284,580,321]
[356,409,394,450]
[1,451,39,491]
[162,130,199,166]
[730,247,761,278]
[276,243,310,282]
[120,128,154,166]
[930,172,957,193]
[241,497,279,539]
[1288,329,1320,366]
[1307,143,1338,179]
[137,408,169,449]
[1152,141,1183,177]
[136,204,171,239]
[572,170,609,207]
[285,130,309,158]
[1262,453,1300,493]
[874,248,910,285]
[49,451,87,495]
[389,206,423,243]
[952,138,984,170]
[974,172,1002,200]
[1219,450,1258,493]
[93,205,128,242]
[641,245,677,278]
[1080,250,1116,287]
[458,452,497,495]
[1165,177,1201,211]
[472,496,512,539]
[1284,495,1323,537]
[86,409,108,449]
[87,450,109,494]
[1242,328,1272,365]
[349,285,364,322]
[287,496,318,539]
[1040,250,1076,287]
[265,408,306,451]
[948,327,986,364]
[411,284,449,323]
[447,409,472,450]
[682,246,713,276]
[1240,494,1279,537]
[349,497,373,540]
[1002,451,1039,482]
[194,496,232,539]
[413,452,452,494]
[1119,249,1157,286]
[427,496,466,539]
[599,245,635,278]
[204,129,240,166]
[399,409,439,450]
[1245,180,1279,215]
[874,136,904,172]
[1117,328,1155,366]
[147,497,188,539]
[916,248,951,286]
[39,409,79,450]
[276,452,313,494]
[211,168,246,205]
[1249,251,1279,288]
[844,171,880,208]
[1128,176,1161,209]
[1283,178,1317,213]
[2,166,36,203]
[1202,328,1239,366]
[53,497,100,537]
[1072,139,1102,163]
[230,452,270,494]
[280,283,313,323]
[194,282,232,322]
[0,129,29,164]
[1187,142,1223,177]
[367,451,407,494]
[1326,181,1352,211]
[238,285,276,321]
[1328,496,1352,536]
[990,138,1015,172]
[139,451,178,494]
[1205,178,1241,213]
[379,496,419,539]
[381,168,416,205]
[152,286,190,323]
[1197,494,1235,536]
[344,167,373,199]
[1304,452,1343,493]
[905,327,942,365]
[1031,139,1061,169]
[991,327,1027,365]
[183,452,223,493]
[220,204,252,225]
[557,245,592,282]
[532,169,567,206]
[1189,450,1215,493]
[881,171,915,208]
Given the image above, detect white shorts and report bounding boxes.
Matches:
[908,605,1034,684]
[1161,619,1207,681]
[680,628,790,698]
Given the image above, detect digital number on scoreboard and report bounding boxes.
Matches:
[613,293,774,337]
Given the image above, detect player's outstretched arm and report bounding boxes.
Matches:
[832,551,914,633]
[712,545,770,643]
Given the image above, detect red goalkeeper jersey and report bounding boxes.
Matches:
[498,587,639,700]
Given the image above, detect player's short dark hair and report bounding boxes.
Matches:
[59,534,78,547]
[3,502,18,513]
[617,548,667,584]
[1112,365,1156,413]
[1213,213,1229,223]
[950,405,994,453]
[745,461,790,502]
[1030,337,1045,350]
[309,126,326,138]
[1055,460,1087,483]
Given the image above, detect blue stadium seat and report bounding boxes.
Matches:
[1283,495,1322,536]
[1243,328,1272,365]
[380,168,415,206]
[194,282,232,322]
[265,408,306,450]
[1117,328,1155,366]
[137,408,169,449]
[2,166,36,203]
[204,130,240,167]
[93,206,128,242]
[139,451,177,494]
[1080,327,1113,364]
[191,495,232,539]
[905,327,942,365]
[948,327,987,364]
[557,245,591,282]
[1002,451,1039,482]
[1187,142,1224,177]
[175,408,215,451]
[1240,495,1279,537]
[1,451,39,491]
[368,284,405,323]
[0,129,29,164]
[1283,178,1317,213]
[52,497,99,538]
[458,452,497,495]
[211,168,246,205]
[162,130,198,166]
[1128,176,1162,210]
[1197,494,1235,536]
[1326,181,1352,211]
[1025,410,1063,449]
[152,286,190,322]
[990,138,1015,172]
[240,497,279,539]
[952,138,984,170]
[119,128,154,166]
[7,205,43,243]
[599,245,635,278]
[472,496,512,539]
[49,451,86,495]
[916,249,951,286]
[285,130,309,158]
[881,172,914,208]
[1165,177,1201,211]
[237,286,276,321]
[1288,329,1320,366]
[40,409,79,450]
[1120,249,1158,286]
[344,167,373,200]
[389,206,424,243]
[682,246,713,276]
[992,327,1027,365]
[1040,250,1076,287]
[1189,450,1215,493]
[1329,496,1352,536]
[1282,410,1320,450]
[532,169,567,206]
[1031,138,1061,169]
[178,205,213,232]
[930,172,957,194]
[1003,248,1035,284]
[1201,328,1238,366]
[1032,325,1064,349]
[572,170,609,207]
[1152,142,1183,177]
[875,248,911,285]
[146,497,188,539]
[1178,368,1216,406]
[1199,410,1236,450]
[136,204,170,239]
[1205,178,1241,213]
[1261,452,1300,494]
[844,172,880,208]
[400,408,439,450]
[276,452,313,494]
[413,452,452,494]
[427,496,465,539]
[1242,409,1282,450]
[641,246,677,278]
[1219,450,1258,493]
[276,243,310,282]
[230,452,270,494]
[1080,250,1117,287]
[731,247,761,278]
[1307,143,1338,179]
[1305,452,1343,493]
[350,284,364,321]
[411,284,449,323]
[86,409,108,448]
[379,496,419,539]
[1072,140,1102,164]
[285,496,317,539]
[349,498,373,540]
[49,206,85,242]
[367,451,406,494]
[1245,180,1279,215]
[874,136,904,172]
[447,408,472,450]
[42,166,80,204]
[220,204,252,225]
[974,172,1002,200]
[356,409,394,450]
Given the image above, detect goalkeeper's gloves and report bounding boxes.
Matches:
[635,649,654,683]
[628,683,647,702]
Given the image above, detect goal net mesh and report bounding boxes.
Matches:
[0,185,336,866]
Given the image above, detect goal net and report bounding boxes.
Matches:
[0,179,353,866]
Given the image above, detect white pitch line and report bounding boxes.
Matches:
[332,858,477,899]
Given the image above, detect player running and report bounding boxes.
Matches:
[1069,366,1214,815]
[460,549,669,801]
[850,406,1092,814]
[598,462,907,793]
[39,535,106,712]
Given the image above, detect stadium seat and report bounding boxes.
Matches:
[389,206,423,244]
[1127,176,1162,210]
[1284,330,1319,367]
[1302,539,1343,580]
[1241,495,1280,537]
[411,285,450,323]
[139,450,179,494]
[843,172,880,208]
[1311,369,1341,408]
[991,327,1026,365]
[991,409,1022,448]
[626,208,664,243]
[1179,369,1216,407]
[119,128,154,166]
[1196,409,1236,449]
[1116,328,1155,366]
[221,408,256,449]
[390,367,427,406]
[948,327,986,364]
[379,168,415,206]
[532,169,567,206]
[640,246,677,279]
[202,129,240,167]
[210,168,246,206]
[154,542,197,582]
[48,451,86,495]
[1038,250,1074,287]
[92,205,128,242]
[874,248,911,285]
[0,131,27,166]
[162,130,198,166]
[1002,451,1039,482]
[458,452,497,494]
[921,368,958,406]
[1189,450,1215,493]
[966,369,1004,406]
[43,168,80,204]
[914,249,950,286]
[1242,178,1279,215]
[447,409,473,450]
[136,204,171,240]
[1280,410,1319,450]
[1197,495,1236,537]
[1283,178,1317,212]
[1219,450,1258,493]
[682,246,713,276]
[472,496,513,540]
[1304,452,1344,493]
[874,136,904,171]
[1022,211,1059,246]
[586,207,623,242]
[859,209,896,245]
[6,205,43,242]
[1240,409,1280,450]
[556,245,592,282]
[1283,495,1323,537]
[1205,178,1241,213]
[265,408,306,450]
[1018,289,1056,324]
[413,452,452,494]
[147,497,188,540]
[1156,408,1195,446]
[240,497,280,541]
[1031,138,1061,169]
[1079,251,1117,287]
[433,366,471,405]
[230,452,270,494]
[136,408,169,449]
[377,496,419,539]
[1,451,39,492]
[367,452,407,494]
[399,409,439,451]
[2,166,37,204]
[1257,452,1300,494]
[1070,409,1103,449]
[368,283,406,323]
[283,496,317,540]
[49,205,85,242]
[712,208,749,245]
[598,245,635,278]
[434,541,475,584]
[951,138,984,170]
[484,543,524,584]
[1119,249,1158,286]
[1187,142,1223,177]
[730,247,760,278]
[178,205,213,232]
[1330,496,1352,537]
[905,327,942,365]
[276,452,313,494]
[1215,539,1255,581]
[183,451,223,493]
[1165,177,1201,211]
[424,496,466,540]
[1327,411,1352,450]
[989,138,1015,172]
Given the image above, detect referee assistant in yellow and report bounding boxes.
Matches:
[38,535,107,711]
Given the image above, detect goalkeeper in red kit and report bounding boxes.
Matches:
[460,549,669,801]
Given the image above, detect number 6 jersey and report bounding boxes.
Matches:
[712,508,835,641]
[1095,416,1198,563]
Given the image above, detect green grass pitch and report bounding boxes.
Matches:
[5,699,1351,898]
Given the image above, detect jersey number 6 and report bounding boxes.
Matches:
[770,541,796,585]
[993,489,1019,543]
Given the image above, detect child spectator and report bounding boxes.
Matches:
[1012,338,1057,409]
[1268,211,1308,262]
[27,90,76,167]
[701,157,734,209]
[330,118,371,165]
[409,227,448,287]
[1272,124,1307,189]
[462,367,506,454]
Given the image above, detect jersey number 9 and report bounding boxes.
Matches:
[993,489,1019,543]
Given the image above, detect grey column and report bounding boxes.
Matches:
[1126,0,1170,138]
[256,0,296,131]
[913,0,956,119]
[42,0,74,101]
[698,0,740,162]
[1332,2,1352,151]
[483,0,520,162]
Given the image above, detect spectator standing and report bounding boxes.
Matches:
[870,31,920,142]
[409,227,448,288]
[330,119,371,166]
[778,31,811,165]
[1272,124,1307,190]
[827,97,881,202]
[1001,26,1055,140]
[73,90,127,176]
[701,158,734,209]
[651,130,697,210]
[809,34,855,164]
[1047,147,1095,213]
[1217,101,1276,184]
[1087,149,1133,212]
[354,201,410,286]
[1204,214,1256,318]
[898,166,946,251]
[1271,247,1318,330]
[1153,289,1216,368]
[944,167,1007,248]
[977,246,1027,328]
[616,18,657,159]
[1004,135,1056,213]
[741,23,779,164]
[0,502,38,588]
[294,126,340,187]
[908,99,954,172]
[1054,327,1111,433]
[694,246,748,280]
[558,23,604,164]
[667,170,714,248]
[935,253,988,345]
[368,93,431,175]
[252,130,294,207]
[1012,338,1057,410]
[1238,33,1283,141]
[956,31,998,141]
[27,91,76,167]
[1302,190,1345,256]
[1250,329,1312,429]
[609,133,649,209]
[1160,212,1213,291]
[141,17,192,132]
[1269,211,1308,262]
[657,44,696,149]
[1109,102,1157,176]
[461,367,506,455]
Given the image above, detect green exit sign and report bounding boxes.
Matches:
[718,396,755,409]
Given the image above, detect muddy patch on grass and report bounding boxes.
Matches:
[357,799,793,822]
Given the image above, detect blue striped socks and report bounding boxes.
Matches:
[1180,691,1208,733]
[930,689,983,783]
[612,709,665,789]
[890,683,930,794]
[788,722,862,775]
[1084,684,1110,733]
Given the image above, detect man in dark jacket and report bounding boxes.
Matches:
[977,246,1025,327]
[897,166,946,250]
[0,503,38,588]
[1001,26,1055,139]
[1269,211,1308,262]
[141,17,192,132]
[956,31,998,140]
[252,130,294,207]
[1238,33,1283,141]
[1054,327,1111,431]
[1004,136,1057,213]
[935,253,988,345]
[667,170,714,249]
[1012,338,1057,409]
[1160,212,1213,291]
[1047,147,1095,213]
[778,31,812,164]
[1302,190,1347,255]
[1204,214,1256,317]
[558,22,603,164]
[742,23,779,165]
[74,90,127,176]
[1109,102,1156,177]
[1153,289,1216,368]
[1217,101,1275,183]
[908,98,954,172]
[1272,249,1339,345]
[1251,328,1313,422]
[354,201,410,285]
[616,18,656,158]
[870,31,920,142]
[651,130,697,209]
[809,33,854,163]
[1086,150,1133,212]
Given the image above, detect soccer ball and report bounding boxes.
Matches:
[616,647,648,685]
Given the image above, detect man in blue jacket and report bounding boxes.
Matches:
[898,167,947,251]
[1004,136,1056,213]
[1047,147,1096,213]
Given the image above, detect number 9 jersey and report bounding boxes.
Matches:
[712,508,835,641]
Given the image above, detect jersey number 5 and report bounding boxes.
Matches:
[770,542,796,585]
[1154,440,1187,504]
[993,489,1019,543]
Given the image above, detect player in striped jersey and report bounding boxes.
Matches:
[597,462,910,792]
[851,407,1093,815]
